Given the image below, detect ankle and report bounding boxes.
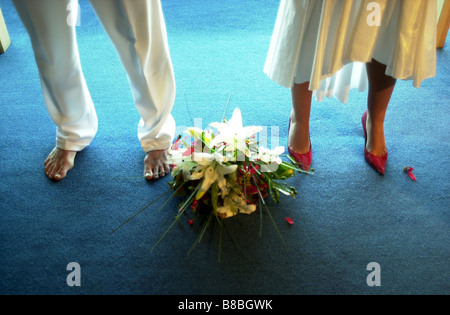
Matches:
[366,132,387,156]
[288,125,310,154]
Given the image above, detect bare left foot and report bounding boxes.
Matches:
[365,112,388,156]
[44,147,77,181]
[144,149,171,181]
[288,113,311,154]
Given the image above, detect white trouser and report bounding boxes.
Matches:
[12,0,176,152]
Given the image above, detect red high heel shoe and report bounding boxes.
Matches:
[288,118,312,171]
[362,110,388,175]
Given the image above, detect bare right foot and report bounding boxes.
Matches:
[44,147,77,181]
[144,149,171,181]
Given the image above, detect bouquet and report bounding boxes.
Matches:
[113,108,311,261]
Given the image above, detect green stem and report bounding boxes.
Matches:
[151,184,200,252]
[222,221,252,262]
[252,178,288,251]
[110,187,175,235]
[188,211,214,256]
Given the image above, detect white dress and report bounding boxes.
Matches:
[264,0,437,103]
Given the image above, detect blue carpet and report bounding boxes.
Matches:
[0,0,449,295]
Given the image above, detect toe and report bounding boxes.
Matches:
[144,149,170,181]
[54,171,65,181]
[46,164,56,179]
[153,167,160,180]
[44,162,52,175]
[54,165,70,181]
[145,171,153,181]
[43,148,76,181]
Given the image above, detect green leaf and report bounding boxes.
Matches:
[188,212,214,256]
[271,181,296,197]
[211,182,219,214]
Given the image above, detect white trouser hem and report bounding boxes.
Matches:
[56,139,91,152]
[141,139,172,153]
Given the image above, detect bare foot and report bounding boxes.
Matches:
[44,147,77,181]
[288,114,311,154]
[144,149,171,181]
[365,113,388,156]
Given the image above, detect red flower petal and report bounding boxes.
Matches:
[408,170,416,182]
[182,146,194,157]
[285,217,294,225]
[188,219,194,226]
[404,167,417,182]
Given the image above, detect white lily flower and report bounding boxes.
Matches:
[193,159,238,200]
[230,190,257,214]
[196,165,218,199]
[216,204,235,219]
[168,148,188,163]
[168,148,189,176]
[186,127,204,141]
[186,127,214,148]
[209,108,262,157]
[188,164,208,180]
[258,146,285,165]
[216,191,257,218]
[188,161,237,182]
[193,152,229,165]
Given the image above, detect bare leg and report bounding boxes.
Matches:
[289,82,313,154]
[144,149,171,181]
[365,59,397,156]
[44,148,77,181]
